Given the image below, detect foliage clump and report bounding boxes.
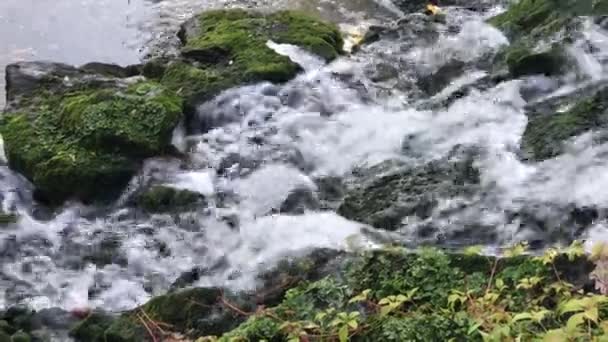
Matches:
[199,242,608,342]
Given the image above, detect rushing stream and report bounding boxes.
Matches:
[1,0,608,338]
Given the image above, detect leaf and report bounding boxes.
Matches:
[380,305,394,317]
[511,312,533,322]
[467,322,482,335]
[378,298,390,305]
[566,240,585,261]
[348,289,371,304]
[559,298,584,315]
[495,278,505,291]
[584,306,598,323]
[464,245,483,256]
[347,320,358,329]
[504,242,528,258]
[542,329,568,342]
[338,325,349,342]
[407,287,419,299]
[566,312,585,331]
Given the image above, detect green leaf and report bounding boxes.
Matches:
[495,278,505,291]
[467,322,482,335]
[504,242,528,257]
[339,325,349,342]
[512,312,533,322]
[566,240,585,261]
[559,298,584,315]
[566,312,585,331]
[584,306,598,323]
[348,289,371,304]
[464,245,483,256]
[347,320,358,329]
[542,329,568,342]
[380,305,393,317]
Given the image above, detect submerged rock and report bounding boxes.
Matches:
[136,186,205,213]
[338,157,480,231]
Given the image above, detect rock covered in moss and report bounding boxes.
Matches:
[70,248,344,341]
[137,186,205,213]
[148,9,343,132]
[487,0,587,79]
[1,63,182,205]
[337,157,480,231]
[522,84,608,160]
[505,44,569,78]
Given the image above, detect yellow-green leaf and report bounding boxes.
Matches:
[512,312,533,322]
[339,325,349,342]
[566,312,585,331]
[464,245,483,256]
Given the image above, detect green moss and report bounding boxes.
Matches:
[164,9,342,103]
[160,62,229,100]
[522,87,608,160]
[95,288,244,341]
[183,10,342,64]
[137,186,204,213]
[505,44,568,77]
[70,312,114,342]
[9,332,30,342]
[0,331,8,342]
[0,81,182,204]
[488,0,569,41]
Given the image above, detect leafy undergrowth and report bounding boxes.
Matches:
[193,242,608,342]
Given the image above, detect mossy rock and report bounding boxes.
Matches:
[337,158,480,231]
[71,288,247,341]
[0,213,18,227]
[180,10,343,65]
[506,44,569,78]
[1,79,182,205]
[521,85,608,160]
[487,0,571,42]
[8,332,30,342]
[137,186,205,213]
[149,9,343,132]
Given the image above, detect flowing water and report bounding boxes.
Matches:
[1,0,608,335]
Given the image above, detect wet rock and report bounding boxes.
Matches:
[506,45,570,78]
[338,156,480,231]
[164,10,343,133]
[71,248,344,341]
[417,59,467,96]
[279,188,320,214]
[1,64,182,205]
[136,186,205,213]
[521,83,608,161]
[369,63,399,82]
